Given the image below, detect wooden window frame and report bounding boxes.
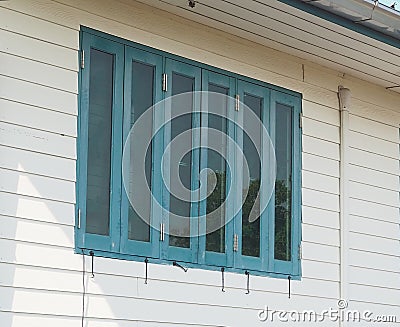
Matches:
[76,27,302,279]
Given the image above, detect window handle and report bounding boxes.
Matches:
[160,223,165,241]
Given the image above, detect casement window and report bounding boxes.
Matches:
[76,28,302,278]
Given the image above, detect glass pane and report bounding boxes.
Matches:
[274,104,292,261]
[169,73,194,248]
[128,61,154,242]
[242,94,262,257]
[206,83,228,253]
[86,49,114,235]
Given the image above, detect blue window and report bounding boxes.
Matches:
[76,28,302,279]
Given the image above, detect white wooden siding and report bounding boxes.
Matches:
[0,0,399,326]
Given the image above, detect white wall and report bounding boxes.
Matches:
[0,0,399,326]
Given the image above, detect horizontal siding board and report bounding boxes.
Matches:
[348,284,400,306]
[302,260,339,282]
[0,28,78,71]
[349,215,400,240]
[348,164,399,192]
[302,224,339,247]
[0,312,80,327]
[351,98,400,127]
[349,232,400,257]
[349,198,399,224]
[302,170,339,195]
[0,263,82,294]
[302,206,339,230]
[348,148,399,176]
[0,286,81,317]
[0,192,74,226]
[302,117,340,144]
[349,249,400,273]
[0,145,76,182]
[0,99,77,137]
[0,52,78,94]
[302,188,339,212]
[0,239,81,271]
[349,131,399,160]
[0,168,75,204]
[0,6,78,49]
[302,242,340,264]
[302,100,339,126]
[0,122,76,159]
[349,114,399,143]
[349,266,400,290]
[302,135,339,160]
[0,215,74,248]
[0,75,77,115]
[349,181,399,208]
[302,153,339,178]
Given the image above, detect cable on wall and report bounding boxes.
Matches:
[288,275,291,299]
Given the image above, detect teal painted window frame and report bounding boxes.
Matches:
[76,27,302,279]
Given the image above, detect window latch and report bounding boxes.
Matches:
[233,234,239,251]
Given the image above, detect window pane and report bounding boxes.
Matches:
[86,49,114,235]
[274,104,292,261]
[206,84,228,253]
[242,94,262,257]
[169,73,194,248]
[128,61,154,242]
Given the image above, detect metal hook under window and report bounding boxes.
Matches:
[221,267,225,292]
[245,271,250,294]
[144,258,149,284]
[89,251,95,278]
[173,261,188,272]
[288,275,291,299]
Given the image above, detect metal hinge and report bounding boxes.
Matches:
[77,209,81,229]
[299,113,303,128]
[162,73,167,92]
[233,234,239,251]
[80,50,85,69]
[160,223,165,241]
[235,94,240,111]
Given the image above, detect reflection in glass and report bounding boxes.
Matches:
[86,49,114,235]
[274,104,292,261]
[206,84,228,253]
[128,61,154,242]
[169,73,194,248]
[242,94,262,257]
